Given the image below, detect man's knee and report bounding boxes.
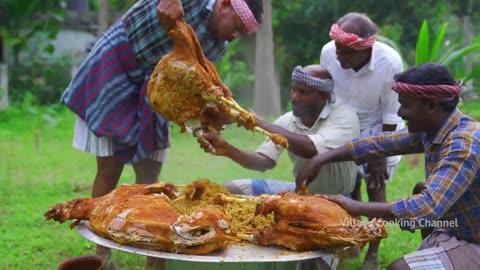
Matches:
[412,180,426,195]
[387,257,410,270]
[224,181,248,195]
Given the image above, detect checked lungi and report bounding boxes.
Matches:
[404,229,480,269]
[61,21,170,164]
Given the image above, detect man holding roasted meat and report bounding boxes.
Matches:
[60,0,263,269]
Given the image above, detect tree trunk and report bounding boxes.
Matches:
[253,0,281,118]
[462,0,475,99]
[0,64,8,110]
[0,36,3,63]
[236,35,256,105]
[97,0,110,38]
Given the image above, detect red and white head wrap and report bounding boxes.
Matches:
[392,81,462,102]
[231,0,259,35]
[329,23,376,50]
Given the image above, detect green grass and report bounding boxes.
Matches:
[2,100,479,269]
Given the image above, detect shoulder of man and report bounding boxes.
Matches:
[452,114,480,141]
[181,0,209,12]
[373,41,403,72]
[320,41,336,65]
[273,111,295,125]
[374,42,403,62]
[321,40,336,54]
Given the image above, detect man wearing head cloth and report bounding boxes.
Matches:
[198,64,360,268]
[320,12,405,267]
[297,62,480,270]
[60,0,263,269]
[199,65,360,198]
[199,65,361,190]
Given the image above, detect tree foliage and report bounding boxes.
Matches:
[412,20,480,96]
[271,0,455,107]
[0,0,66,65]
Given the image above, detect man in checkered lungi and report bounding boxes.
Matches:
[60,0,263,269]
[297,62,480,270]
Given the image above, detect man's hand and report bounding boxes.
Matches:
[365,158,388,189]
[157,0,184,31]
[200,105,238,131]
[295,155,324,192]
[317,194,360,216]
[197,131,232,156]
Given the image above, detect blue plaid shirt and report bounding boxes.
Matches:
[347,109,480,242]
[122,0,227,70]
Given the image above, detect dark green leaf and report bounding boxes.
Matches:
[415,20,430,65]
[440,43,480,66]
[462,66,480,83]
[430,23,448,62]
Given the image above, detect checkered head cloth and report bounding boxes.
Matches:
[292,66,334,94]
[231,0,259,34]
[329,23,376,50]
[392,81,462,102]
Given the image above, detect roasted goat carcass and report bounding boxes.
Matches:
[45,179,388,255]
[147,19,288,148]
[224,192,387,251]
[44,182,237,254]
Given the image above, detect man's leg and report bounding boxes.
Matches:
[133,159,164,270]
[350,174,363,201]
[224,179,295,196]
[362,183,386,270]
[133,159,163,184]
[387,258,410,270]
[412,181,433,240]
[93,156,124,270]
[224,180,249,195]
[93,157,124,197]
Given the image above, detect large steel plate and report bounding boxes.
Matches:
[75,221,333,263]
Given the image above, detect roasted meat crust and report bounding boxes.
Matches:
[147,19,231,132]
[253,192,387,251]
[44,181,237,255]
[45,180,388,255]
[147,19,288,148]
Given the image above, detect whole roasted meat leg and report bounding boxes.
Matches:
[147,19,288,148]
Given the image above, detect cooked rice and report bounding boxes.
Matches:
[172,179,273,234]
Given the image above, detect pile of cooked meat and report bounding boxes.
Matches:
[44,179,387,255]
[146,19,288,148]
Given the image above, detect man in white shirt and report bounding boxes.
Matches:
[319,12,404,269]
[198,65,360,198]
[198,64,360,270]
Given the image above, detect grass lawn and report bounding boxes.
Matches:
[2,100,479,269]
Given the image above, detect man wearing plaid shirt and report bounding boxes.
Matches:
[60,0,263,269]
[297,62,480,270]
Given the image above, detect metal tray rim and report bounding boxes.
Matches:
[74,221,332,262]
